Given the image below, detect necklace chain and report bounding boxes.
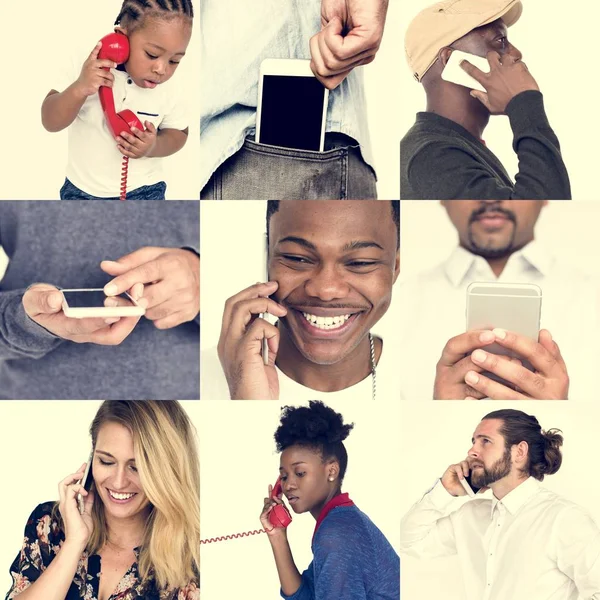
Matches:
[369,333,376,401]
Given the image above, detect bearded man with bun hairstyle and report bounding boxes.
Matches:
[400,409,600,600]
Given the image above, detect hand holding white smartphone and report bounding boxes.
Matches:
[77,451,94,514]
[61,289,145,319]
[460,474,483,498]
[256,58,329,152]
[442,49,490,93]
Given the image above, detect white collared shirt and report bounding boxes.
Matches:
[397,241,600,399]
[54,45,189,197]
[400,478,600,600]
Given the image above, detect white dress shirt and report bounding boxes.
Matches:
[400,478,600,600]
[397,241,600,399]
[200,336,400,401]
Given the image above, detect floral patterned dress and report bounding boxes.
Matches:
[5,503,199,600]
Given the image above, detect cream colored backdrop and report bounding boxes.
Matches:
[0,400,200,594]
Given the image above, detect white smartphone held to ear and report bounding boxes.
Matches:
[256,58,329,152]
[442,49,490,93]
[61,289,145,318]
[466,282,542,388]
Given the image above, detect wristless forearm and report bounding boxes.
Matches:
[269,534,302,596]
[14,541,84,600]
[41,84,87,132]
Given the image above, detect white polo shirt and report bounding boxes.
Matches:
[400,478,600,600]
[54,46,189,197]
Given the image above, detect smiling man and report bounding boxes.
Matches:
[398,200,600,400]
[401,0,571,199]
[400,409,600,600]
[204,200,401,400]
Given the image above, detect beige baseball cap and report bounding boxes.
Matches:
[405,0,523,81]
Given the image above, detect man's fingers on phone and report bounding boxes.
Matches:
[439,330,496,366]
[491,329,559,375]
[85,315,141,345]
[465,370,528,400]
[245,319,280,360]
[23,286,64,317]
[460,59,486,83]
[222,281,280,323]
[229,297,287,334]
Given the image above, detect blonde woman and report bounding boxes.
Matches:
[5,401,199,600]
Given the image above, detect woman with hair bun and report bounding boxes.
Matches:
[5,400,199,600]
[259,400,399,600]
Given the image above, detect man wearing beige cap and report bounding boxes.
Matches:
[400,0,571,200]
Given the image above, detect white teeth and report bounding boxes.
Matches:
[109,490,135,500]
[302,312,352,330]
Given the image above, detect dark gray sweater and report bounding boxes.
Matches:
[400,90,571,200]
[0,201,199,399]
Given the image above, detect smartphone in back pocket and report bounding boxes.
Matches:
[256,58,329,152]
[466,282,542,387]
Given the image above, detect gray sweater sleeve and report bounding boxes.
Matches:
[0,289,64,360]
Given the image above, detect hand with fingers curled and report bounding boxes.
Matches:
[218,281,287,400]
[116,121,157,159]
[101,246,200,330]
[441,458,489,497]
[22,283,143,346]
[310,0,389,89]
[58,462,95,551]
[260,483,288,538]
[434,328,569,400]
[75,41,118,98]
[460,50,540,115]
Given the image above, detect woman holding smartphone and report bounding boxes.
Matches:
[5,400,199,600]
[259,401,399,600]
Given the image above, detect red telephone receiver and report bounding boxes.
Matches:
[269,476,292,528]
[97,32,143,138]
[200,477,291,544]
[97,32,145,200]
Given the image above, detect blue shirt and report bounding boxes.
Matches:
[282,505,400,600]
[199,0,374,191]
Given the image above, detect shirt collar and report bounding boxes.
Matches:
[490,477,541,518]
[443,240,550,288]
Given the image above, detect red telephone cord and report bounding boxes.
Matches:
[200,528,269,544]
[120,155,130,200]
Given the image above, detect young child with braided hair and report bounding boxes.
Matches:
[42,0,194,200]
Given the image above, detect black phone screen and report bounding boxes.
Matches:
[62,291,135,309]
[465,473,482,495]
[260,75,326,151]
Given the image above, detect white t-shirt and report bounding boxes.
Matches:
[201,336,400,402]
[54,46,189,197]
[397,241,600,400]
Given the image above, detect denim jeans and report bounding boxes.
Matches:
[60,178,167,200]
[200,133,377,200]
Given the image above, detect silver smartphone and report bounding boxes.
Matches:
[466,282,542,388]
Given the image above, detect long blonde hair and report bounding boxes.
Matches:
[57,401,199,592]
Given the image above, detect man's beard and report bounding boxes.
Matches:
[471,448,512,488]
[467,205,517,260]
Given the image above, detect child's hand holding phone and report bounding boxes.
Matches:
[74,41,117,98]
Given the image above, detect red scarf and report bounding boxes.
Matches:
[312,493,354,543]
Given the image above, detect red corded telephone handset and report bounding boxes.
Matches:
[268,476,292,528]
[200,477,291,544]
[97,32,144,200]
